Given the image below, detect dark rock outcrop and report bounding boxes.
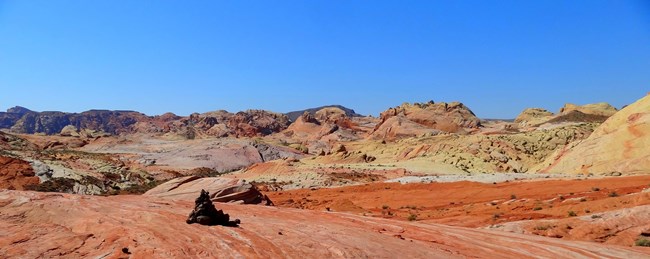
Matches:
[186,189,241,226]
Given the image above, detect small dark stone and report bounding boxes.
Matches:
[122,247,131,254]
[186,189,241,227]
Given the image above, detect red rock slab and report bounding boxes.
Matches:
[0,190,648,258]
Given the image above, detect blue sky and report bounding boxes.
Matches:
[1,0,648,118]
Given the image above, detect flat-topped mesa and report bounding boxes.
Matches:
[373,101,481,136]
[186,189,241,227]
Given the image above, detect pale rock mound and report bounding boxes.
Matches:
[538,94,650,174]
[559,102,618,117]
[514,108,554,125]
[1,190,647,258]
[144,176,271,204]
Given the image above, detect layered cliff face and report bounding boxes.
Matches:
[537,94,650,174]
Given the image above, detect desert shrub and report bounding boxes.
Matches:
[591,187,600,191]
[580,198,587,202]
[510,194,517,199]
[568,211,577,217]
[382,205,390,210]
[591,214,602,219]
[120,180,162,194]
[608,192,619,197]
[408,214,417,221]
[534,225,552,231]
[635,238,650,247]
[533,207,543,211]
[25,177,77,193]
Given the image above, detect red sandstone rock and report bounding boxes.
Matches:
[0,190,647,258]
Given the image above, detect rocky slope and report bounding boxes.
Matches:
[0,156,39,190]
[1,190,647,258]
[495,204,650,246]
[268,174,650,246]
[537,94,650,174]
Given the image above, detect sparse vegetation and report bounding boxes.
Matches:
[407,214,417,221]
[510,194,517,199]
[591,214,602,219]
[119,180,163,194]
[592,187,600,191]
[382,205,390,210]
[534,225,552,231]
[635,238,650,247]
[580,198,587,202]
[608,192,619,197]
[568,211,577,217]
[533,206,542,211]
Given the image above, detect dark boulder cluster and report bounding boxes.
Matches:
[186,189,241,227]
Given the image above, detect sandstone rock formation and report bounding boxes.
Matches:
[371,101,480,139]
[0,156,40,190]
[559,102,618,117]
[496,204,650,246]
[514,108,554,125]
[538,94,650,174]
[186,189,241,226]
[515,102,617,127]
[1,190,647,258]
[144,176,273,205]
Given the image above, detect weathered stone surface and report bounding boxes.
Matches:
[144,176,273,205]
[0,156,39,190]
[538,94,650,174]
[1,190,647,258]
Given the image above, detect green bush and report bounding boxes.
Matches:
[407,214,417,221]
[635,238,650,247]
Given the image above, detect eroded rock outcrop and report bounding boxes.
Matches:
[514,108,554,125]
[371,101,480,139]
[144,176,273,205]
[0,156,40,190]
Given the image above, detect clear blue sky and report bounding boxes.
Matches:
[1,0,648,118]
